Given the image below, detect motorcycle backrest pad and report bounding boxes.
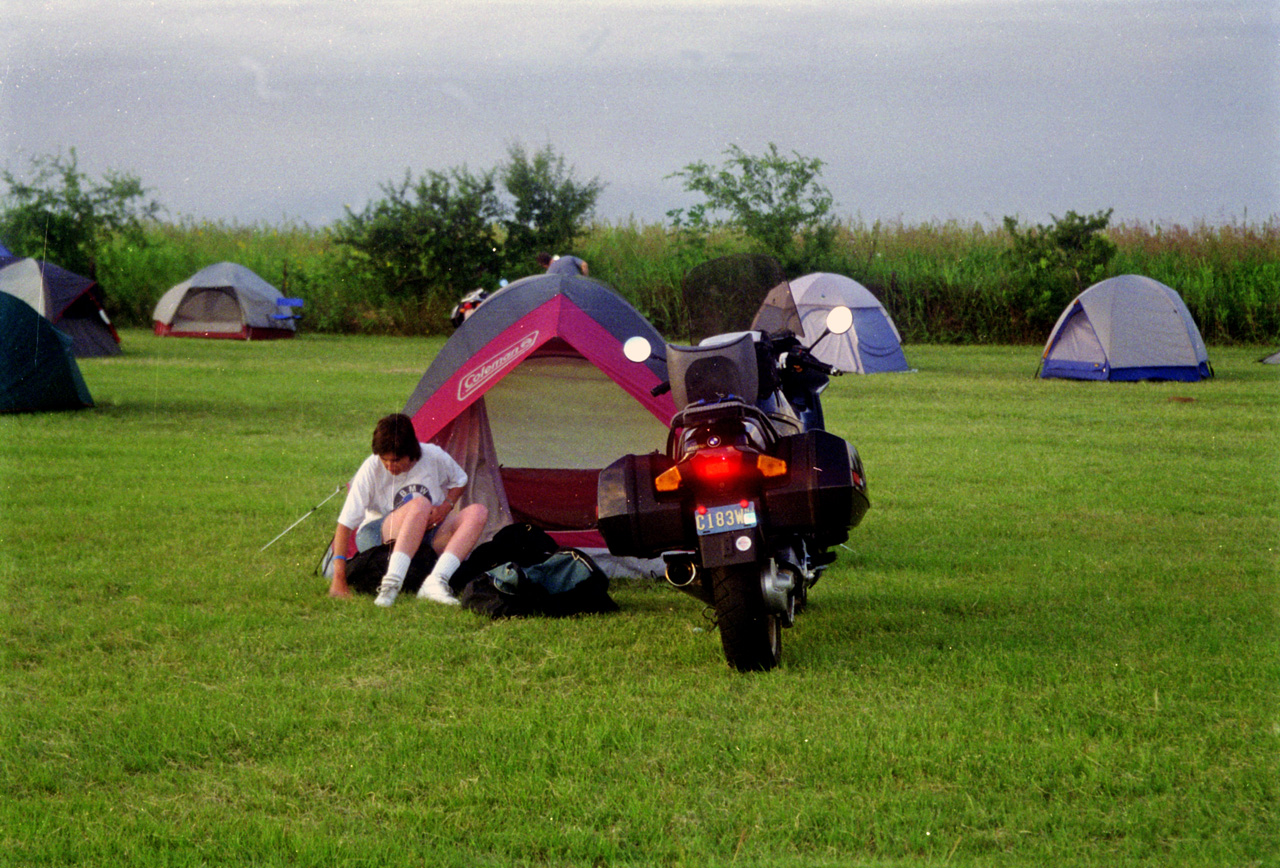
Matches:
[667,332,759,409]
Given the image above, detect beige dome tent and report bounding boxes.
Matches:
[153,262,299,339]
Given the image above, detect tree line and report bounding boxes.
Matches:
[4,143,1264,344]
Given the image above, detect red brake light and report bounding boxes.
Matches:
[688,447,751,484]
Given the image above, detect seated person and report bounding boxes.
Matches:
[328,413,488,607]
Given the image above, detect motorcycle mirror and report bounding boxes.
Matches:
[807,305,855,352]
[825,305,854,336]
[623,336,653,363]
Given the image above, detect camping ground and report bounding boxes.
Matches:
[1,331,1276,866]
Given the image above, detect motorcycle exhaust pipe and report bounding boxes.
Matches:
[664,555,698,588]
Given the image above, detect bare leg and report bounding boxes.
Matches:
[374,498,432,607]
[381,496,431,559]
[418,503,489,604]
[431,503,489,560]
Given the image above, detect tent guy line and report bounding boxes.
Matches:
[260,483,344,553]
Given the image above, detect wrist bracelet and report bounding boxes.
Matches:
[333,554,347,562]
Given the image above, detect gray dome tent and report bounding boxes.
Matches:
[153,262,298,340]
[1039,275,1211,382]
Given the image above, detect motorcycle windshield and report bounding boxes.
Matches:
[681,254,790,343]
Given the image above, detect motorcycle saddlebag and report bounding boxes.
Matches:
[596,452,686,557]
[763,429,869,543]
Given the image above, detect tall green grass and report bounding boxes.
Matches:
[2,334,1275,866]
[94,217,1280,345]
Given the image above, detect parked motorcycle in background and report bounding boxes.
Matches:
[449,286,493,328]
[597,274,869,671]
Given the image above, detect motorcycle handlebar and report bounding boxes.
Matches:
[784,349,834,377]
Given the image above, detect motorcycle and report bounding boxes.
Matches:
[449,287,492,328]
[597,304,870,671]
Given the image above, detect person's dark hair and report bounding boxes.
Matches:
[536,251,553,267]
[371,413,422,460]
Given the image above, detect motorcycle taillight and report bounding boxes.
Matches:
[655,446,786,493]
[687,446,753,484]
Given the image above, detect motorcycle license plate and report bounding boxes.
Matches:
[695,502,758,536]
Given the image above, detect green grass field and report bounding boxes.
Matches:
[2,332,1276,866]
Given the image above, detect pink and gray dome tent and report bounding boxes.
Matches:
[153,262,300,340]
[1039,275,1211,382]
[402,272,677,548]
[787,272,910,374]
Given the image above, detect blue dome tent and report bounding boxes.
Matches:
[788,273,910,374]
[1039,275,1211,382]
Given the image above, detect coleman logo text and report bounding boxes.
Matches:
[457,332,539,402]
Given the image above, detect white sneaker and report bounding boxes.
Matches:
[374,577,402,607]
[417,575,460,605]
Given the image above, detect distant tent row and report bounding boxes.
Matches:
[770,271,1219,383]
[153,262,299,340]
[786,271,1217,383]
[0,256,298,357]
[0,243,1237,434]
[0,254,302,413]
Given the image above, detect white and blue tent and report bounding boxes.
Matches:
[1039,275,1211,382]
[789,273,910,374]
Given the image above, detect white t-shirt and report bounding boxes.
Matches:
[336,443,468,531]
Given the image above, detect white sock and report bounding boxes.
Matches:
[429,552,461,582]
[384,551,412,585]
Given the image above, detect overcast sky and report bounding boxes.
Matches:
[2,0,1276,229]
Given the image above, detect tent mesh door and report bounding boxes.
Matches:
[172,288,242,332]
[481,354,670,531]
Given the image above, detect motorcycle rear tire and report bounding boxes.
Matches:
[711,563,782,672]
